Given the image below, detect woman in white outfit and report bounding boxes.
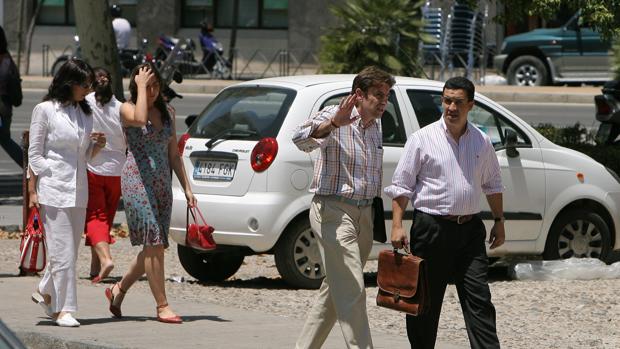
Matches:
[84,67,126,283]
[28,58,106,327]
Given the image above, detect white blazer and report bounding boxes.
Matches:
[28,100,93,208]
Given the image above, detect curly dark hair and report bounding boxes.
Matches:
[128,62,170,125]
[93,67,114,106]
[43,58,94,115]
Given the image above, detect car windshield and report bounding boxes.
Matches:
[188,86,297,140]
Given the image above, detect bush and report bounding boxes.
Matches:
[534,123,620,174]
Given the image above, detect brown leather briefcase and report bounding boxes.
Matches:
[376,248,430,316]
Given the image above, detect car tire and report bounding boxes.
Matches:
[507,55,548,86]
[543,209,611,260]
[177,244,244,282]
[275,219,324,289]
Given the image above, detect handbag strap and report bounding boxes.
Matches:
[187,205,208,226]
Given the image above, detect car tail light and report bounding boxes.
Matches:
[251,138,278,172]
[178,133,190,155]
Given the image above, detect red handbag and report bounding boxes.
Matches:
[186,206,216,251]
[19,207,47,273]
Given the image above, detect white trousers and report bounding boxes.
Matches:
[38,205,86,313]
[296,196,374,349]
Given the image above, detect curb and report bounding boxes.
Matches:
[22,76,599,104]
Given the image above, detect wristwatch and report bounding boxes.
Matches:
[494,216,505,223]
[330,118,340,129]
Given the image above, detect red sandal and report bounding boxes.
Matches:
[104,283,126,318]
[156,303,183,324]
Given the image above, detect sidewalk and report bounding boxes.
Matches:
[0,273,464,349]
[21,75,601,104]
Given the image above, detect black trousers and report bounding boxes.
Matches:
[0,102,23,168]
[406,210,500,349]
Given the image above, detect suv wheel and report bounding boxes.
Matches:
[507,55,548,86]
[543,209,611,260]
[177,244,244,282]
[275,219,324,289]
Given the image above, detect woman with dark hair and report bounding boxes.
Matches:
[84,67,126,284]
[105,63,195,324]
[28,58,106,327]
[0,25,24,167]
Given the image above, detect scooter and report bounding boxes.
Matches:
[594,79,620,145]
[155,34,203,75]
[50,36,153,77]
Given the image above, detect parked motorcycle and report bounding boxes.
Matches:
[594,79,620,145]
[50,36,153,78]
[155,34,203,75]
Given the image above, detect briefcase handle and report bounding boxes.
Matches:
[393,244,411,256]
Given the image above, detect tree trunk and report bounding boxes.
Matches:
[73,0,124,100]
[228,0,239,62]
[25,0,44,75]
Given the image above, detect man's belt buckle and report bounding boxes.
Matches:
[456,215,466,224]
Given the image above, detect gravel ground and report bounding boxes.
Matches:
[2,237,620,348]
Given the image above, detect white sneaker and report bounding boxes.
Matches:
[31,292,53,318]
[55,313,80,327]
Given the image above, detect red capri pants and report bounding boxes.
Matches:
[84,170,121,246]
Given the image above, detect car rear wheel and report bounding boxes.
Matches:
[507,55,548,86]
[177,244,244,282]
[543,209,611,260]
[275,219,324,289]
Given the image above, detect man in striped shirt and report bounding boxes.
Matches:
[292,66,394,349]
[385,76,504,349]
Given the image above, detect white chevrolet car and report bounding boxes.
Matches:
[170,75,620,289]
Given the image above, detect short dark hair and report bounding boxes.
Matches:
[44,58,94,115]
[352,66,395,94]
[443,76,475,101]
[128,62,171,125]
[93,67,113,106]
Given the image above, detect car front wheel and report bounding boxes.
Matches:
[177,244,244,282]
[275,219,324,289]
[507,55,548,86]
[543,209,611,260]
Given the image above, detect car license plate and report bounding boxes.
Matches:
[193,159,237,181]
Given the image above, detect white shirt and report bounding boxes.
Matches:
[384,117,502,215]
[86,93,126,176]
[28,101,93,208]
[112,17,131,49]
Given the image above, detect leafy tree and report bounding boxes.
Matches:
[319,0,427,76]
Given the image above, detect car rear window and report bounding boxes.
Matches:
[188,86,297,140]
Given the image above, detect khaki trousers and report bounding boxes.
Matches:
[296,196,374,349]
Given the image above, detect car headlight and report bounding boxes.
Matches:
[606,167,620,184]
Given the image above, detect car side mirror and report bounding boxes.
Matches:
[505,129,520,158]
[185,114,197,128]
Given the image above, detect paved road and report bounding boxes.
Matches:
[1,90,598,176]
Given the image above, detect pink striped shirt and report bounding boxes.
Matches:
[292,105,383,200]
[384,117,502,215]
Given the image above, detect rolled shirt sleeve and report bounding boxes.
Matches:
[28,104,51,176]
[481,140,503,195]
[384,134,422,200]
[291,106,337,153]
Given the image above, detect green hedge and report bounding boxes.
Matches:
[534,123,620,175]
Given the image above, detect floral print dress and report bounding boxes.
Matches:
[121,118,172,247]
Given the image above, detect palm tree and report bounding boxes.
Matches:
[319,0,427,77]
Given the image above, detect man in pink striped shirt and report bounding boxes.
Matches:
[385,76,504,349]
[292,66,394,349]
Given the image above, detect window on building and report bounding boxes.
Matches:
[182,0,287,29]
[36,0,137,26]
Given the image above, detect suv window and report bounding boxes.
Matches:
[407,89,530,149]
[188,86,297,139]
[320,91,407,146]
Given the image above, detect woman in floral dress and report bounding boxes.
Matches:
[104,63,196,324]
